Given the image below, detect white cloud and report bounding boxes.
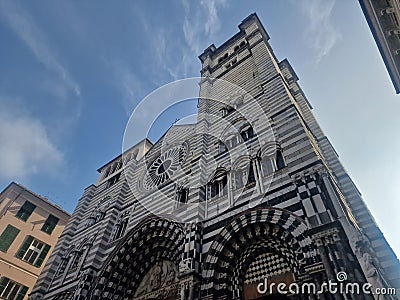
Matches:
[182,0,226,54]
[201,0,226,36]
[107,60,144,115]
[0,106,63,180]
[181,0,227,73]
[109,0,228,114]
[0,1,80,97]
[133,11,183,81]
[300,0,340,62]
[182,8,201,54]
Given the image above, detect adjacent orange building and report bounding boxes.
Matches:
[0,182,70,300]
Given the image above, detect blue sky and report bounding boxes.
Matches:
[0,1,399,257]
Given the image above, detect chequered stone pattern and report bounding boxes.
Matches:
[89,217,185,300]
[244,252,290,284]
[201,208,318,297]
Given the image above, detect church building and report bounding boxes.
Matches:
[29,14,399,300]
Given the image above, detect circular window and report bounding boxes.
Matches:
[143,145,187,190]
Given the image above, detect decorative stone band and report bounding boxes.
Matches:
[201,207,318,297]
[88,216,185,300]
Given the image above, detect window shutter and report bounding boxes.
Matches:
[34,244,51,267]
[16,285,28,300]
[41,215,59,234]
[16,235,34,259]
[16,201,36,221]
[0,277,10,295]
[0,225,20,252]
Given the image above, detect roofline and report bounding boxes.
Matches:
[0,182,71,217]
[96,138,153,173]
[199,13,270,62]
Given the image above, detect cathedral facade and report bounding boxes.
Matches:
[30,14,399,300]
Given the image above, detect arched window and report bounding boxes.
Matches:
[248,163,256,184]
[240,125,254,142]
[207,171,228,200]
[176,186,189,206]
[226,135,238,150]
[235,161,256,188]
[221,106,234,117]
[260,146,286,176]
[56,256,69,276]
[70,250,83,271]
[218,141,227,154]
[261,156,275,176]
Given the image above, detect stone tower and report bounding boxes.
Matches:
[30,13,399,300]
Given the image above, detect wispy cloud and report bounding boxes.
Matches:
[109,0,228,114]
[300,0,340,62]
[201,0,226,37]
[0,1,80,97]
[134,12,182,81]
[181,0,227,75]
[108,60,144,115]
[0,101,63,180]
[182,0,227,54]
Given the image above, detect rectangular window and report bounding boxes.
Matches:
[41,215,59,235]
[176,187,189,207]
[0,277,28,300]
[15,201,36,222]
[16,236,51,267]
[0,225,20,252]
[107,172,121,188]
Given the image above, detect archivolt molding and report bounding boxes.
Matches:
[88,216,185,300]
[232,155,252,170]
[201,208,317,296]
[258,141,280,158]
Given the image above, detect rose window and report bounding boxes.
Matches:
[143,145,187,190]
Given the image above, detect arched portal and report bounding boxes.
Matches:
[202,208,317,299]
[89,216,185,300]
